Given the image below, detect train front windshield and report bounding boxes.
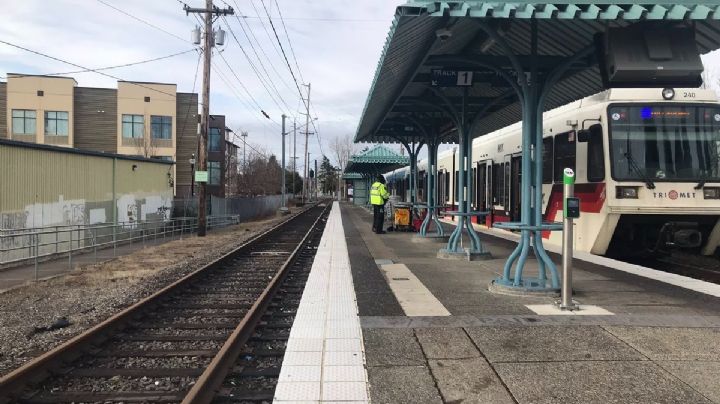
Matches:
[608,104,720,182]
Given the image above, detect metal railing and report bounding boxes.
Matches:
[0,215,240,279]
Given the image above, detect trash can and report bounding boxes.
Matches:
[393,202,413,231]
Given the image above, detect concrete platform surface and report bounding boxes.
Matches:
[341,203,720,404]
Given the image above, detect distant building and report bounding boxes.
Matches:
[175,114,229,199]
[0,74,234,199]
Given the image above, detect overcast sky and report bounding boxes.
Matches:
[3,1,720,172]
[0,0,400,172]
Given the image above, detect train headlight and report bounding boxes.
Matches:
[662,88,675,100]
[616,186,639,199]
[703,187,720,199]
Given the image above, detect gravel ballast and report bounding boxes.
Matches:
[0,212,295,377]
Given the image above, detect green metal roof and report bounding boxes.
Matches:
[341,172,364,180]
[344,144,410,174]
[355,1,720,144]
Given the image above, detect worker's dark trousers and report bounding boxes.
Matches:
[372,204,385,233]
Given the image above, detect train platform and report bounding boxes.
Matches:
[279,201,720,403]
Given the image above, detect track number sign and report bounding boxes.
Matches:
[431,69,474,87]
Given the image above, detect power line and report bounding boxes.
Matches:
[273,0,304,84]
[222,0,294,94]
[0,39,184,99]
[237,15,388,23]
[3,49,198,79]
[211,59,273,129]
[215,51,282,127]
[258,0,304,116]
[221,16,294,116]
[257,0,326,160]
[178,50,203,140]
[95,0,189,43]
[247,0,287,73]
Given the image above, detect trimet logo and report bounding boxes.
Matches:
[653,190,696,199]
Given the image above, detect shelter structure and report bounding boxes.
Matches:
[343,144,409,206]
[355,1,720,292]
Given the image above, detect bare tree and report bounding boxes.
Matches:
[330,133,361,172]
[233,145,283,196]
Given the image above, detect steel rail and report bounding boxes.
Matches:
[0,202,323,402]
[182,202,331,403]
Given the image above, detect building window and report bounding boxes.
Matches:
[45,111,69,136]
[12,109,36,135]
[208,127,222,152]
[208,161,221,185]
[151,115,172,139]
[151,156,174,162]
[122,114,144,138]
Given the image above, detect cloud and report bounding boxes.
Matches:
[0,0,401,170]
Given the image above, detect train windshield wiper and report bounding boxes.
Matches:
[624,152,655,189]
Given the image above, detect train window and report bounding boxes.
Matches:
[454,171,458,202]
[554,131,576,182]
[587,124,605,182]
[444,171,450,202]
[542,137,553,184]
[492,164,505,205]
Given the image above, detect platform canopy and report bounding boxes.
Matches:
[355,1,720,144]
[344,144,410,176]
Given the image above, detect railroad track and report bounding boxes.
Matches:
[0,203,331,404]
[650,253,720,284]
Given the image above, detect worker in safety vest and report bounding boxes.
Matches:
[370,175,390,234]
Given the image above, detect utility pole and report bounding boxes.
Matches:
[279,114,289,214]
[314,159,318,200]
[183,0,234,237]
[292,119,296,197]
[302,83,311,203]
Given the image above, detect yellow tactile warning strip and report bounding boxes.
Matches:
[378,263,451,317]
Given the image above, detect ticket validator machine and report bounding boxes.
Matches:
[560,168,580,310]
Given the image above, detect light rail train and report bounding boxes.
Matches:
[386,88,720,257]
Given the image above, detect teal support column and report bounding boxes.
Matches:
[488,22,595,293]
[420,137,444,237]
[400,141,424,205]
[439,88,489,260]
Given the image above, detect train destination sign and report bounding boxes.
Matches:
[431,69,474,87]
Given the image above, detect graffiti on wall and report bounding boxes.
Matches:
[126,203,139,223]
[62,203,86,225]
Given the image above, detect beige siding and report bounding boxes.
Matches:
[6,75,76,146]
[115,158,174,195]
[116,81,176,159]
[0,142,173,228]
[0,143,111,213]
[73,87,117,153]
[0,82,6,138]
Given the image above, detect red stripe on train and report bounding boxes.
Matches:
[541,183,606,238]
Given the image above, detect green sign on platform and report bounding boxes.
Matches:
[194,171,208,183]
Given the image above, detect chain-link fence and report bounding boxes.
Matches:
[1,195,285,279]
[173,195,285,222]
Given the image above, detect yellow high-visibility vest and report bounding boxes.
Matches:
[370,182,389,205]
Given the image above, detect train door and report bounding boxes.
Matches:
[508,154,522,221]
[437,169,447,207]
[476,161,488,212]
